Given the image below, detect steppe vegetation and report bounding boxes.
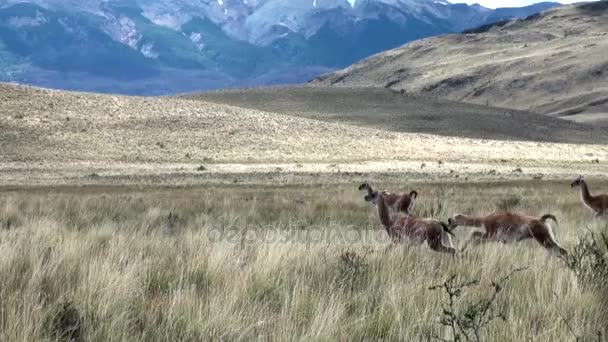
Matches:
[0,180,606,341]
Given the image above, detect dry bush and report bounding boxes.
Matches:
[428,267,527,342]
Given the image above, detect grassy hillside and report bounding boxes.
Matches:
[184,86,607,143]
[1,83,608,186]
[310,2,608,125]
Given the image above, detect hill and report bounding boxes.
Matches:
[2,82,607,185]
[0,0,558,94]
[310,2,608,126]
[183,86,607,143]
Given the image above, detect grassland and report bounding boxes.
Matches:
[1,179,607,341]
[1,82,608,341]
[2,83,608,187]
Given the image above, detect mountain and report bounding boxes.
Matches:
[0,0,560,94]
[310,2,608,126]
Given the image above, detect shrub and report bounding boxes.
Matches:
[428,267,527,342]
[336,250,368,292]
[561,228,608,291]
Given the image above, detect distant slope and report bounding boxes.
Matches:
[183,86,608,144]
[310,2,608,126]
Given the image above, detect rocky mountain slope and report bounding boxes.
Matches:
[0,0,559,94]
[311,2,608,126]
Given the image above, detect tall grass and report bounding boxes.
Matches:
[0,181,606,341]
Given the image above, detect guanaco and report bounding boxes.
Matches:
[448,212,568,256]
[374,192,456,255]
[358,180,418,214]
[570,175,608,216]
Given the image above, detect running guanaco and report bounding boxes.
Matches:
[374,192,456,255]
[448,212,567,256]
[358,180,418,215]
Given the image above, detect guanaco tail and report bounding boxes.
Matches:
[448,212,568,256]
[358,180,418,215]
[374,192,456,255]
[571,175,608,216]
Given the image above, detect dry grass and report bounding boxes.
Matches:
[0,179,607,341]
[311,3,608,124]
[184,86,608,143]
[1,83,608,186]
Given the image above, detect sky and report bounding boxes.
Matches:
[459,0,596,8]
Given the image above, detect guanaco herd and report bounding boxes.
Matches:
[358,175,608,257]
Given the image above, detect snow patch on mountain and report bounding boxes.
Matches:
[142,9,192,30]
[103,16,142,49]
[189,32,206,50]
[7,10,48,27]
[140,42,159,58]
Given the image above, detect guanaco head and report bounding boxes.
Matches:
[446,218,458,230]
[449,213,467,226]
[358,180,378,203]
[570,175,584,188]
[358,180,371,192]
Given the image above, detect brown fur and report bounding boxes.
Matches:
[358,181,417,214]
[571,175,608,216]
[449,212,567,256]
[376,192,455,255]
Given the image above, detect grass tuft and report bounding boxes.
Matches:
[45,301,82,342]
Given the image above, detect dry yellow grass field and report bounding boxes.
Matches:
[1,83,607,186]
[0,180,607,341]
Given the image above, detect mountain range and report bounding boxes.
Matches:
[0,0,560,94]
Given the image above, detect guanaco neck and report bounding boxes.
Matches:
[376,193,393,232]
[579,180,595,204]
